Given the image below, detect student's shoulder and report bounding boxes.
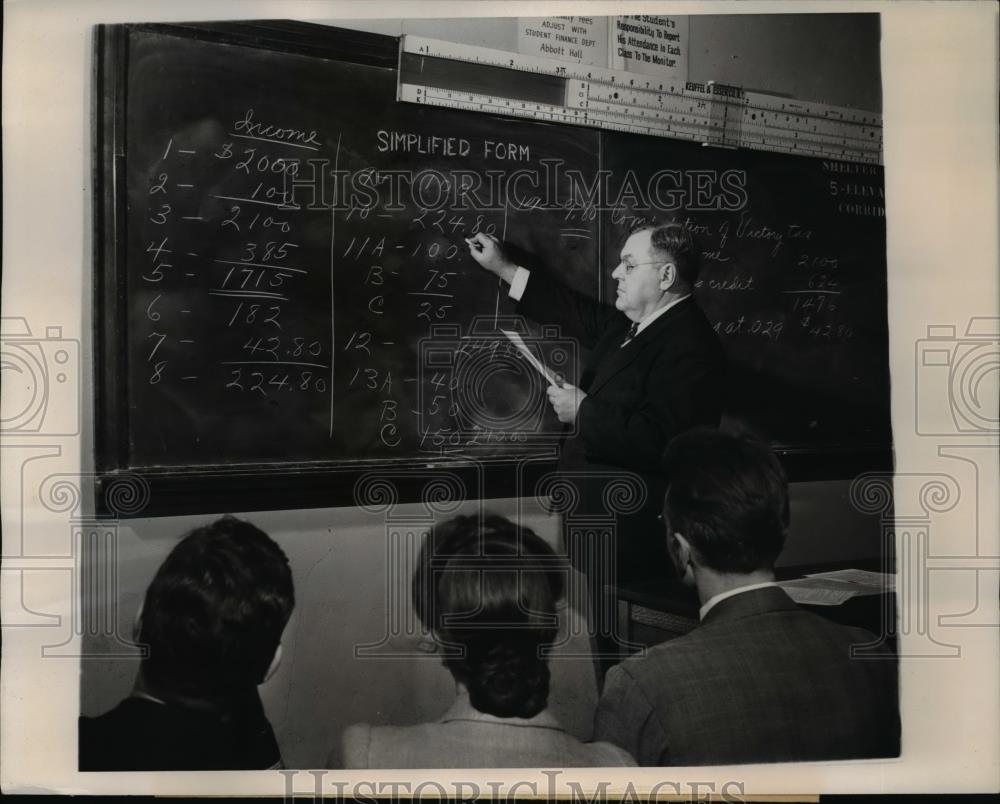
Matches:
[611,629,709,681]
[78,698,166,770]
[339,722,374,766]
[339,721,440,768]
[80,696,161,735]
[582,738,637,767]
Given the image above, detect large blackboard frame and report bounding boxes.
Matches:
[93,21,584,517]
[93,21,892,518]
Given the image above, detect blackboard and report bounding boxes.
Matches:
[96,22,599,508]
[95,22,891,516]
[600,132,891,452]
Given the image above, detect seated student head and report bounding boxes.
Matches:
[137,515,295,701]
[661,427,790,583]
[412,514,565,719]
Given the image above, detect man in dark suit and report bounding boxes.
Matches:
[467,223,725,653]
[594,429,901,765]
[466,223,725,582]
[79,516,295,771]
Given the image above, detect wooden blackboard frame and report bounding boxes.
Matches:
[92,21,892,519]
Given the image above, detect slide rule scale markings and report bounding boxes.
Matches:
[398,84,590,126]
[400,84,716,144]
[398,35,882,165]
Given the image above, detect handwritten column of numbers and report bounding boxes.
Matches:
[339,193,401,451]
[337,187,508,456]
[141,137,203,390]
[679,214,854,344]
[210,123,329,406]
[409,207,503,456]
[137,115,331,429]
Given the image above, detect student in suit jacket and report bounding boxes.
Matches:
[594,429,901,766]
[79,517,294,771]
[466,224,726,585]
[339,514,634,768]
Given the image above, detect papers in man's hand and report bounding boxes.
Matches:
[499,329,561,386]
[778,569,894,606]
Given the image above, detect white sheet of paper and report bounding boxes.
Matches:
[777,578,864,606]
[499,328,561,385]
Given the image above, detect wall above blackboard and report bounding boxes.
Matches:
[94,21,891,517]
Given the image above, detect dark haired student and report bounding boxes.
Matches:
[339,514,635,768]
[594,429,901,765]
[79,517,295,771]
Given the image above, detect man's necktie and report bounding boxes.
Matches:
[621,321,639,347]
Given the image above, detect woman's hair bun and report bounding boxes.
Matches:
[412,514,566,718]
[464,637,550,719]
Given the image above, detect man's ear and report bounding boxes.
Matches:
[672,532,698,585]
[659,262,677,291]
[673,531,692,568]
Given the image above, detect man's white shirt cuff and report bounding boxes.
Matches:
[508,266,530,301]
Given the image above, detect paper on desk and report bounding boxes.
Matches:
[777,578,872,606]
[805,568,896,591]
[499,329,561,385]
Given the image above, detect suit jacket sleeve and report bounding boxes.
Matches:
[578,336,723,471]
[520,270,724,470]
[517,270,620,350]
[594,664,669,767]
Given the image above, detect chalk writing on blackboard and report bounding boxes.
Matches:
[121,29,601,467]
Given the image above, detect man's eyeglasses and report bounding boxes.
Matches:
[617,259,665,275]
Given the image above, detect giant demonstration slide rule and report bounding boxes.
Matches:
[398,36,882,165]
